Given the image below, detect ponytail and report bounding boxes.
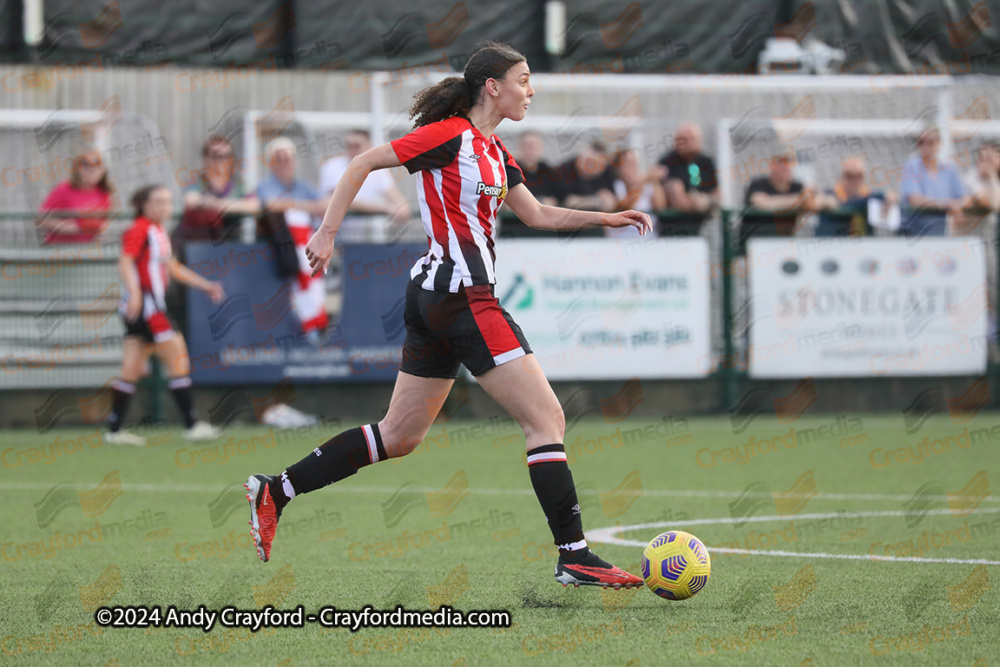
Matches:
[409,42,526,128]
[409,76,471,128]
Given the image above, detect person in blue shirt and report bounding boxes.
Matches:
[899,127,966,237]
[256,137,329,337]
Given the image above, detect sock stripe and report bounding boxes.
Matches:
[168,376,192,389]
[362,424,378,464]
[113,380,136,394]
[558,539,588,551]
[370,423,387,461]
[527,451,567,466]
[529,443,566,455]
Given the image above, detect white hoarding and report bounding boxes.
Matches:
[747,238,988,378]
[493,238,711,379]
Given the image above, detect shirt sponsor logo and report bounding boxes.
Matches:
[476,182,506,199]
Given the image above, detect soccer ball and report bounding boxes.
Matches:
[641,530,711,600]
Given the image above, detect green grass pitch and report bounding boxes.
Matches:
[1,413,998,665]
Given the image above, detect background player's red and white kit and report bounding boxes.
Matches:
[120,215,175,342]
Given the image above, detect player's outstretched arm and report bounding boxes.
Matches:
[306,143,403,277]
[504,183,652,235]
[168,258,226,303]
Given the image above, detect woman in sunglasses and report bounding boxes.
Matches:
[37,150,115,245]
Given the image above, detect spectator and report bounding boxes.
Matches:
[256,137,329,339]
[742,150,816,252]
[817,157,897,236]
[500,131,563,238]
[179,136,259,246]
[607,149,665,239]
[958,142,1000,356]
[961,141,1000,215]
[37,150,114,244]
[549,141,616,238]
[657,122,719,234]
[899,126,965,237]
[517,131,562,205]
[320,129,409,243]
[558,140,617,212]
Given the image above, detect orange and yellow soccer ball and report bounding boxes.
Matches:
[641,530,711,600]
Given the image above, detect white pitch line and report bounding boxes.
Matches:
[590,507,1000,566]
[0,481,994,504]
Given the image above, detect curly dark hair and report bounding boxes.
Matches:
[409,42,526,128]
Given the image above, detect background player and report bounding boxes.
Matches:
[106,184,227,445]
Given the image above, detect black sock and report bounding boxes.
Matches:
[168,377,196,429]
[527,444,587,556]
[107,380,136,432]
[280,424,387,500]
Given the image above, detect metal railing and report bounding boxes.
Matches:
[1,206,997,413]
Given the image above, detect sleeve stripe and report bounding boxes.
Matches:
[391,118,466,173]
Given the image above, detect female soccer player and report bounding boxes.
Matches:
[106,185,227,445]
[245,43,651,589]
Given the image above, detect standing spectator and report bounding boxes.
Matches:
[657,122,719,234]
[742,150,816,252]
[500,131,564,238]
[37,150,114,244]
[607,149,665,239]
[320,129,409,243]
[899,126,965,237]
[958,141,1000,356]
[817,157,897,236]
[961,141,1000,216]
[179,136,259,247]
[256,137,329,339]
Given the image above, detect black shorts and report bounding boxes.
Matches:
[400,280,532,379]
[121,299,177,344]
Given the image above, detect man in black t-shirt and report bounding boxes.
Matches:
[550,141,616,237]
[740,151,817,253]
[657,123,719,234]
[558,141,617,211]
[501,131,564,238]
[518,131,563,205]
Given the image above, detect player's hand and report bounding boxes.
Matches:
[126,293,142,321]
[205,281,226,303]
[602,210,653,235]
[305,227,336,277]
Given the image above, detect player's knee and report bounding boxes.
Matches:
[385,437,421,458]
[378,421,424,459]
[552,406,566,441]
[520,405,565,443]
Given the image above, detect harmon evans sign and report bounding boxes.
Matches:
[493,238,711,379]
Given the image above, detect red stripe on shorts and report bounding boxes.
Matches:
[464,284,520,358]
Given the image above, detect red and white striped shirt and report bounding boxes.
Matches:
[391,116,524,292]
[121,216,171,301]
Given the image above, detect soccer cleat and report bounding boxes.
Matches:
[104,430,146,446]
[245,474,283,562]
[554,549,644,589]
[185,421,222,442]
